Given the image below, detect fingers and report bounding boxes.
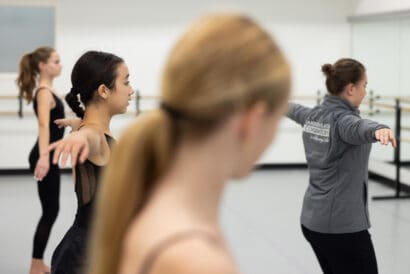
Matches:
[389,130,397,148]
[376,128,398,148]
[71,143,90,166]
[51,141,89,167]
[34,165,49,181]
[78,145,90,164]
[376,129,388,145]
[51,140,71,166]
[60,142,74,168]
[54,119,69,128]
[70,144,81,167]
[52,141,64,165]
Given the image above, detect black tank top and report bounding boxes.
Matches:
[29,88,65,171]
[32,88,65,142]
[73,134,114,229]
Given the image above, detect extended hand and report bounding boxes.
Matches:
[375,128,397,148]
[48,131,89,167]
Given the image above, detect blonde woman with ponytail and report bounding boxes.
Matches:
[85,14,291,274]
[17,46,64,274]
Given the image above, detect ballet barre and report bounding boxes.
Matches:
[372,98,410,200]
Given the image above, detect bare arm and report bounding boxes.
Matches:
[49,127,104,167]
[34,89,54,181]
[54,117,82,131]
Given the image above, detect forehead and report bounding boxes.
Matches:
[49,51,59,60]
[116,62,128,77]
[362,72,368,81]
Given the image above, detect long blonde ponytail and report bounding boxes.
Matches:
[86,110,176,274]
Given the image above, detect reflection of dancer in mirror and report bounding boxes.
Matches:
[49,51,133,274]
[287,58,396,274]
[84,14,291,274]
[17,47,64,274]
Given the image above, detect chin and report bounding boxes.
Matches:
[232,167,252,179]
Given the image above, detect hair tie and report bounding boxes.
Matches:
[160,102,184,120]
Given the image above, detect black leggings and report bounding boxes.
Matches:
[302,225,378,274]
[32,165,60,259]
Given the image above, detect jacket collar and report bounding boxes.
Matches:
[322,94,359,114]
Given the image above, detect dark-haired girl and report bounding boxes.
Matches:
[17,47,64,274]
[49,51,133,274]
[287,58,396,274]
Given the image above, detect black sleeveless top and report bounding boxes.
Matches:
[73,134,114,229]
[32,88,65,142]
[29,88,65,171]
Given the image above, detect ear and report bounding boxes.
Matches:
[237,102,267,142]
[38,61,46,71]
[346,83,355,96]
[96,84,111,99]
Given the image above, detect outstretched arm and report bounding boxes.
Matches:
[286,103,312,126]
[337,114,396,147]
[54,117,82,131]
[48,127,103,167]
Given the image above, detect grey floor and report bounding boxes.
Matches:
[1,169,410,274]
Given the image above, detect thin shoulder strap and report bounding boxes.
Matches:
[139,231,218,274]
[35,85,53,94]
[34,86,54,101]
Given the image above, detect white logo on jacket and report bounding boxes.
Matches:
[303,120,330,143]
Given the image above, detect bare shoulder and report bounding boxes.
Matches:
[79,125,110,164]
[149,236,238,274]
[36,87,53,103]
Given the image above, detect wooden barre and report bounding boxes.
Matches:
[400,137,410,143]
[137,95,158,100]
[402,106,410,112]
[362,101,396,109]
[398,97,410,104]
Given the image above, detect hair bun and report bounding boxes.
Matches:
[321,64,333,77]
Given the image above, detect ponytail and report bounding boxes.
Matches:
[16,53,37,107]
[65,87,85,118]
[86,110,176,274]
[16,46,55,117]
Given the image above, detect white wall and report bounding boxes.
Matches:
[0,0,356,168]
[354,0,410,15]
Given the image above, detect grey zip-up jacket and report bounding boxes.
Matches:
[288,95,388,233]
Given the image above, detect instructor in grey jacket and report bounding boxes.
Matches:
[288,58,396,274]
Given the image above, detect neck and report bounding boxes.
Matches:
[339,93,358,108]
[38,75,54,89]
[82,104,113,135]
[149,122,239,229]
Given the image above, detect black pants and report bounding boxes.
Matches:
[32,165,61,259]
[302,225,378,274]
